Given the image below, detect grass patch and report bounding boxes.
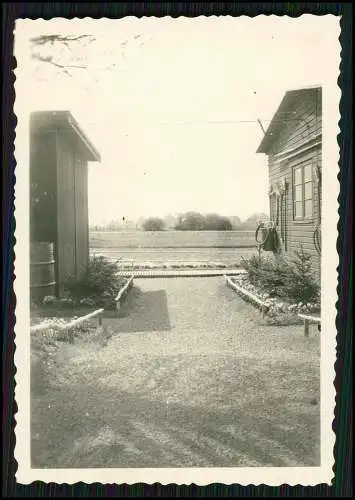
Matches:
[116,285,142,318]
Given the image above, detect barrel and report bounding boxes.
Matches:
[30,242,56,303]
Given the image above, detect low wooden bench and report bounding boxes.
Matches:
[298,313,321,337]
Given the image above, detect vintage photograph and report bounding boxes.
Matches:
[14,15,340,484]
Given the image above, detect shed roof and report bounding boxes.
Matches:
[30,110,101,162]
[256,85,322,154]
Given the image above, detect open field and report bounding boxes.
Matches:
[90,230,256,249]
[90,230,258,267]
[31,277,320,468]
[90,246,258,266]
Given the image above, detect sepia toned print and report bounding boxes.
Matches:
[14,15,340,485]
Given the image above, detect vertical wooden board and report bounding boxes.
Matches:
[74,156,89,278]
[30,131,57,243]
[56,132,76,292]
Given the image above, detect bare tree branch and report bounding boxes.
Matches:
[31,53,88,70]
[29,32,150,81]
[30,34,95,46]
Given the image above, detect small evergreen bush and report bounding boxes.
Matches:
[64,256,126,309]
[284,246,320,304]
[241,254,291,297]
[241,246,320,304]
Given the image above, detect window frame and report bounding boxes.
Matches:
[292,161,313,221]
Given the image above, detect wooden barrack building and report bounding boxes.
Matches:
[256,86,322,281]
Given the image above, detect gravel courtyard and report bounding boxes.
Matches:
[31,277,320,468]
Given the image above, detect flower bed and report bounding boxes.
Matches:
[116,261,235,270]
[235,248,321,326]
[229,274,320,325]
[30,308,105,342]
[57,256,128,310]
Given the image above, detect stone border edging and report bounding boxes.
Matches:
[114,275,134,310]
[116,269,247,279]
[30,308,104,334]
[224,275,270,317]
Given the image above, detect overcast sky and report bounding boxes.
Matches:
[15,16,340,224]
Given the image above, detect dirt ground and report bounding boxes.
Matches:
[31,277,320,468]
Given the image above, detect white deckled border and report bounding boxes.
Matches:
[13,16,340,487]
[224,275,270,317]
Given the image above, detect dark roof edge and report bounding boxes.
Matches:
[256,86,322,155]
[30,111,101,162]
[66,113,101,162]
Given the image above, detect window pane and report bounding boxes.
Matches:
[304,164,312,182]
[305,199,313,218]
[294,167,302,185]
[305,181,313,199]
[294,201,303,218]
[294,184,303,201]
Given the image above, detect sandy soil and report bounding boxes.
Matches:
[31,277,320,468]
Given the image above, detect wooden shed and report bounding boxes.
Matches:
[30,111,101,298]
[256,86,322,282]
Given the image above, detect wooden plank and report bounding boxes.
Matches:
[30,308,104,334]
[297,313,321,337]
[304,318,310,337]
[115,275,134,310]
[57,308,104,330]
[297,313,321,322]
[74,156,89,278]
[30,130,57,243]
[30,320,61,333]
[56,133,76,294]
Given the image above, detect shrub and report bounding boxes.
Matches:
[142,217,165,231]
[241,254,291,298]
[64,256,126,309]
[284,246,320,304]
[241,246,320,304]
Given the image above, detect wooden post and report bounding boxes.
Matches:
[98,312,102,327]
[304,318,309,337]
[261,305,265,318]
[68,329,74,344]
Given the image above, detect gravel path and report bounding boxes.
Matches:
[31,278,320,468]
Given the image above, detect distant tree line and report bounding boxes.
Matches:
[142,217,165,231]
[90,212,269,232]
[174,212,233,231]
